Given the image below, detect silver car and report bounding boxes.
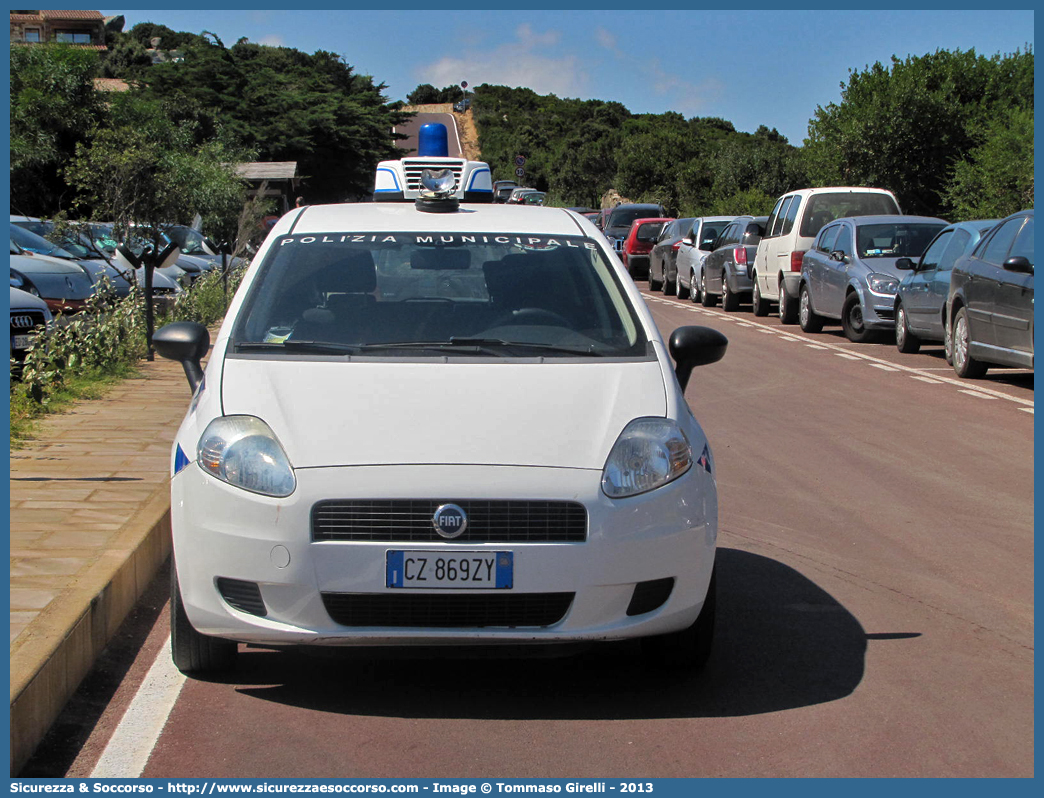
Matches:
[892,219,999,355]
[798,215,947,342]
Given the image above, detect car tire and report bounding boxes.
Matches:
[700,271,716,307]
[799,284,824,333]
[952,307,988,378]
[778,280,798,324]
[841,292,875,343]
[690,270,701,304]
[663,268,676,296]
[943,317,954,365]
[721,273,739,311]
[677,271,690,300]
[895,301,921,354]
[171,559,238,675]
[649,262,662,292]
[751,273,770,316]
[642,567,716,673]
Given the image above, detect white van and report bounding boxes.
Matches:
[751,187,901,321]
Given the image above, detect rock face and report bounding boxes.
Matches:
[600,189,632,210]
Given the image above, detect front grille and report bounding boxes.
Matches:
[321,592,574,628]
[402,159,465,192]
[10,310,47,332]
[312,500,587,543]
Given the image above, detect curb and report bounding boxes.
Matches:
[9,486,173,775]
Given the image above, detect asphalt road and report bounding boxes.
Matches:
[32,285,1034,779]
[393,112,463,158]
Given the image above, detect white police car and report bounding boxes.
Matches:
[155,149,727,676]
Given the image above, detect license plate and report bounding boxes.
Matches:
[11,335,30,351]
[386,551,513,589]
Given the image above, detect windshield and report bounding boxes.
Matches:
[165,226,215,255]
[232,233,648,358]
[609,208,661,230]
[856,223,947,258]
[10,224,76,260]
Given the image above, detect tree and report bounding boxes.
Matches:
[804,47,1033,218]
[67,92,253,358]
[945,105,1034,219]
[406,83,463,105]
[10,44,102,215]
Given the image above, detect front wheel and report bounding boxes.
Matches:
[799,284,824,333]
[170,559,238,675]
[895,302,921,354]
[751,273,770,316]
[778,280,798,324]
[643,568,716,673]
[841,292,875,343]
[952,307,988,378]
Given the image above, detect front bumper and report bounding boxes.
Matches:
[172,463,717,647]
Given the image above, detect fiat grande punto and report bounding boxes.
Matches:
[155,191,727,676]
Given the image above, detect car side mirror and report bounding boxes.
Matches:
[669,326,728,391]
[1003,256,1033,274]
[154,321,210,392]
[895,257,915,270]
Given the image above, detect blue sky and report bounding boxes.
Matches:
[101,8,1033,145]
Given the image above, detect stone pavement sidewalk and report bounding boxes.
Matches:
[9,354,196,774]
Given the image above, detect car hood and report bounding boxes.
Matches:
[219,357,667,469]
[856,256,909,279]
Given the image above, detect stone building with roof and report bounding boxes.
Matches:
[9,9,111,50]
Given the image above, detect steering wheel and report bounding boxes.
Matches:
[493,308,573,328]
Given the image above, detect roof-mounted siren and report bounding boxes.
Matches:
[374,122,493,203]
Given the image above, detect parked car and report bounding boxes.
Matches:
[603,203,668,254]
[622,218,672,279]
[493,180,518,203]
[163,224,245,270]
[893,219,999,355]
[521,192,547,206]
[649,218,695,295]
[675,217,736,301]
[453,97,471,113]
[697,216,769,310]
[946,209,1033,378]
[796,215,947,342]
[153,195,727,676]
[10,286,52,364]
[506,187,541,205]
[10,250,95,316]
[752,187,901,322]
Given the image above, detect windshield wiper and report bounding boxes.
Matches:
[236,340,364,355]
[235,338,607,357]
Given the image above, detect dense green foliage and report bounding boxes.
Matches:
[407,83,466,105]
[804,47,1033,219]
[470,85,806,216]
[10,45,103,216]
[122,28,411,202]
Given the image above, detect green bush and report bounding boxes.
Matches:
[11,265,246,418]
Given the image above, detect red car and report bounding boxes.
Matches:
[621,217,672,279]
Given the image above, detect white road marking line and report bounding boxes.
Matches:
[959,390,997,400]
[910,375,943,385]
[642,289,1033,410]
[90,636,186,778]
[1019,407,1034,414]
[869,363,900,372]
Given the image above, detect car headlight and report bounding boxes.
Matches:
[602,418,692,498]
[868,273,899,295]
[10,270,40,296]
[197,415,296,497]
